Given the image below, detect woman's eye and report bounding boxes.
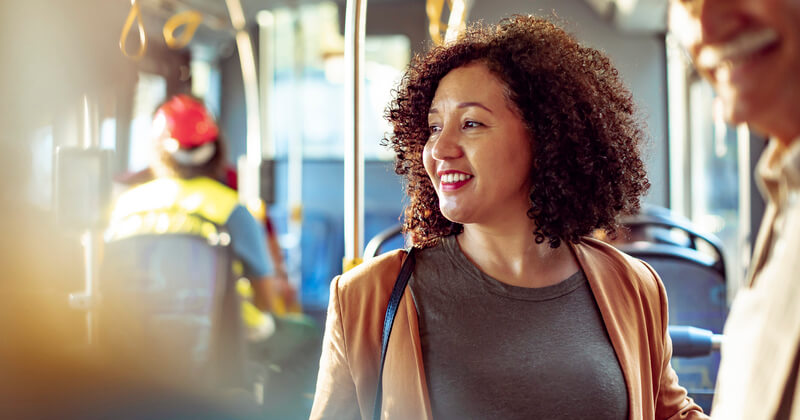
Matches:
[463,120,483,129]
[429,125,442,134]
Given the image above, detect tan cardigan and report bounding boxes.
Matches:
[311,237,707,420]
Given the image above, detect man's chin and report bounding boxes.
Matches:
[718,89,763,127]
[720,96,784,141]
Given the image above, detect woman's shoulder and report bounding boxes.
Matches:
[334,249,409,299]
[575,236,662,294]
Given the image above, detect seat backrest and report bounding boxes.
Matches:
[619,205,727,279]
[619,243,727,329]
[100,214,244,388]
[364,224,405,259]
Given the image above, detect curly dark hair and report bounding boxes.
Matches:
[384,15,650,248]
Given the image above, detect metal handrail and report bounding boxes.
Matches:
[364,224,403,259]
[669,325,723,357]
[343,0,368,272]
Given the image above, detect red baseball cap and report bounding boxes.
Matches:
[152,94,219,148]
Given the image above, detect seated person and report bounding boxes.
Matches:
[109,94,275,312]
[110,94,320,418]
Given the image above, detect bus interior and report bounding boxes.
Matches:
[0,0,767,418]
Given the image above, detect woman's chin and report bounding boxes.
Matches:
[439,205,472,225]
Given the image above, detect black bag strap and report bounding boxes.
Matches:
[372,247,417,420]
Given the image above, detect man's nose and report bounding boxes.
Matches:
[696,0,749,44]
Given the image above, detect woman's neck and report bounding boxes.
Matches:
[457,221,579,288]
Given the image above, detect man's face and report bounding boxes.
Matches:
[670,0,800,138]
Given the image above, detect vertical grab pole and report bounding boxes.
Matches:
[82,94,100,345]
[343,0,367,272]
[225,0,262,212]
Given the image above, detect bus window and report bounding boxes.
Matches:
[261,2,410,310]
[128,72,167,172]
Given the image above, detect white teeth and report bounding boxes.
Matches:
[697,28,779,69]
[440,173,473,183]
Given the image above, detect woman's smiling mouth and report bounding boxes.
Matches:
[438,170,474,191]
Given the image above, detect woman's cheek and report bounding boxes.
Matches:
[422,147,437,185]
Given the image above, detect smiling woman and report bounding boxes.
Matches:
[311,15,707,420]
[387,17,651,250]
[422,63,533,232]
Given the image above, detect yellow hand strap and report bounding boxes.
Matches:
[426,0,447,46]
[163,10,203,49]
[426,0,468,46]
[119,0,147,60]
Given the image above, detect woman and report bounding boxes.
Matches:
[311,16,706,420]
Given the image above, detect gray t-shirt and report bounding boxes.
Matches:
[409,235,628,420]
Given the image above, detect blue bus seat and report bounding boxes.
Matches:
[99,213,246,390]
[618,204,727,278]
[268,209,403,311]
[364,224,404,259]
[615,210,728,413]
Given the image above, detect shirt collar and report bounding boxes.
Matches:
[756,137,800,200]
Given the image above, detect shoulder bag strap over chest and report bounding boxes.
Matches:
[373,247,417,420]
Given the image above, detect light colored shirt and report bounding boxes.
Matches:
[711,138,800,419]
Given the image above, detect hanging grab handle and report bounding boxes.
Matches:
[163,10,203,49]
[119,0,147,60]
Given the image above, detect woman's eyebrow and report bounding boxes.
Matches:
[458,102,493,113]
[428,102,493,115]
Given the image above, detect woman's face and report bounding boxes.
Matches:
[423,62,533,228]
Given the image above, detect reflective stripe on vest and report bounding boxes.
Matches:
[110,176,239,235]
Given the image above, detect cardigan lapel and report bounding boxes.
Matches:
[570,239,644,420]
[381,271,433,419]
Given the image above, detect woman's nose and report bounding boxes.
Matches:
[430,127,464,161]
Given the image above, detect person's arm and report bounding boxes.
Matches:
[226,205,278,312]
[310,275,361,420]
[264,215,288,278]
[262,214,299,309]
[646,262,710,420]
[249,275,276,312]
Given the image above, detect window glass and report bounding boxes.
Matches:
[28,126,54,210]
[268,2,410,160]
[667,35,745,293]
[128,72,167,171]
[688,78,741,287]
[100,118,116,151]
